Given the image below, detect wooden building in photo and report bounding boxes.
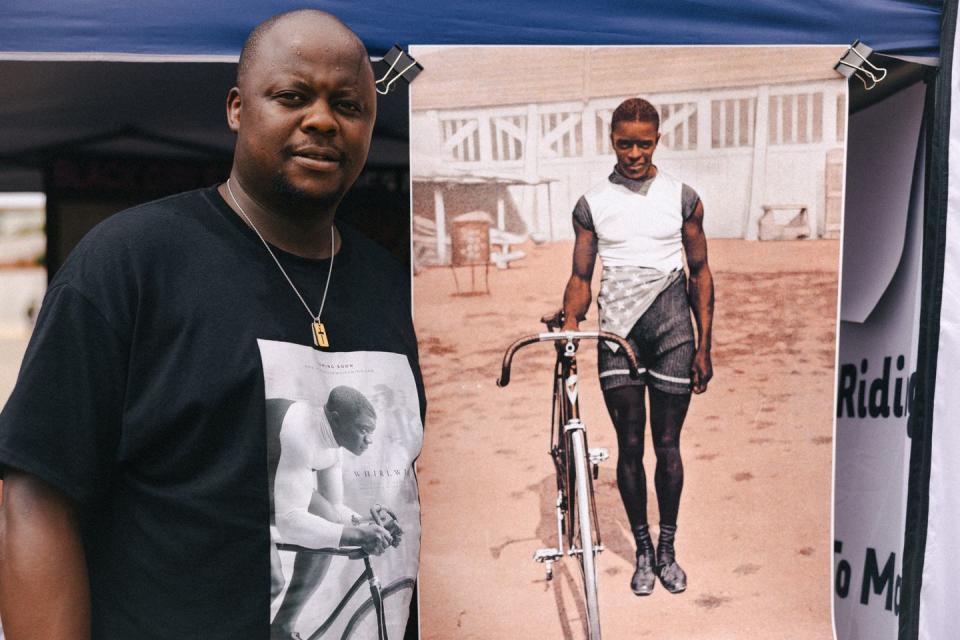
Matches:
[411,45,847,264]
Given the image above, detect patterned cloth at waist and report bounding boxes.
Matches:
[598,266,683,351]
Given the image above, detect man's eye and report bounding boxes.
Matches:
[337,101,362,114]
[275,92,304,103]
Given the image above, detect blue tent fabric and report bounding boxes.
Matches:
[0,0,944,58]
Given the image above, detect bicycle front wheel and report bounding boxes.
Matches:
[339,577,415,640]
[569,429,601,640]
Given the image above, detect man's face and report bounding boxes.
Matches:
[333,410,376,456]
[611,119,660,180]
[228,18,376,208]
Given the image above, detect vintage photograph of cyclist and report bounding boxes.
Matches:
[259,340,422,639]
[410,46,846,638]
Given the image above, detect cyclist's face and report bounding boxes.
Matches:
[340,413,376,456]
[611,120,660,180]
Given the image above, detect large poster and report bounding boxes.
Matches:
[412,45,845,639]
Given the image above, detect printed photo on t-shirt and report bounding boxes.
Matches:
[259,339,422,640]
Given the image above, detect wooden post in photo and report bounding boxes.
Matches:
[433,185,446,264]
[745,85,770,240]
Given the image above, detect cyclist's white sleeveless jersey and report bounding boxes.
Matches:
[582,171,685,271]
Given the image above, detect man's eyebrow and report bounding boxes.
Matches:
[268,76,312,91]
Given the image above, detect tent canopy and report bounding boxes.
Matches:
[0,0,943,192]
[1,0,943,58]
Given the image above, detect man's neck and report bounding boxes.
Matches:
[317,407,340,450]
[219,176,340,260]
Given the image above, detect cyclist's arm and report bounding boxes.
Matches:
[0,471,91,639]
[273,417,346,549]
[313,465,359,525]
[681,200,714,393]
[562,218,599,331]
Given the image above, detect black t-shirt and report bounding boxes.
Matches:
[0,186,424,638]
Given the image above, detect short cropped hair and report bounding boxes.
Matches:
[236,9,365,85]
[611,97,660,131]
[326,385,376,424]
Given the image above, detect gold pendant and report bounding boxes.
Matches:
[312,321,329,348]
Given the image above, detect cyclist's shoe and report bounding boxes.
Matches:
[631,548,656,595]
[656,523,687,594]
[630,525,656,596]
[657,558,687,593]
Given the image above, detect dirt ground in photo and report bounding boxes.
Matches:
[415,238,839,639]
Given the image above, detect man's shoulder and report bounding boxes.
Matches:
[282,401,321,428]
[279,403,313,442]
[583,177,616,200]
[54,187,220,284]
[652,170,688,193]
[84,187,217,243]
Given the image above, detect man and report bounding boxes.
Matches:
[561,97,714,596]
[269,386,401,638]
[0,10,423,639]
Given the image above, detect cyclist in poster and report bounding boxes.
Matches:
[561,97,715,596]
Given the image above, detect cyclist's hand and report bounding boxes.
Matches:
[541,308,565,330]
[691,349,713,394]
[342,524,393,555]
[372,505,404,547]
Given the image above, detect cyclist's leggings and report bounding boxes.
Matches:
[602,384,691,540]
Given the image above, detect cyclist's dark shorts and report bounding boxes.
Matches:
[598,274,695,395]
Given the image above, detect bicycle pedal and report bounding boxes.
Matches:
[534,548,562,563]
[588,447,609,464]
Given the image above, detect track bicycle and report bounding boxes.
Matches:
[273,507,414,640]
[497,315,639,640]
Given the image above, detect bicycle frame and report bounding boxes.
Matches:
[498,327,638,640]
[274,543,389,640]
[551,341,603,554]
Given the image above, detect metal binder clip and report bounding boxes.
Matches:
[375,45,422,95]
[834,40,887,91]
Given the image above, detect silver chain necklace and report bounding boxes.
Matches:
[225,179,334,348]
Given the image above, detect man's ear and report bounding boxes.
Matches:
[226,87,242,134]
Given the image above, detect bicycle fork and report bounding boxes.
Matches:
[533,419,609,581]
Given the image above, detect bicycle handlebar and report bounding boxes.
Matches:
[275,543,369,559]
[496,330,640,387]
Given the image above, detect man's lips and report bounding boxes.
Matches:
[289,146,344,171]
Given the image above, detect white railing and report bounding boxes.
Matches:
[415,79,846,244]
[427,81,844,167]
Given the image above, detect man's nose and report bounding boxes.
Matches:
[363,434,374,444]
[301,100,338,135]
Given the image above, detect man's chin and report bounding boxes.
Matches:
[621,166,649,179]
[272,174,346,208]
